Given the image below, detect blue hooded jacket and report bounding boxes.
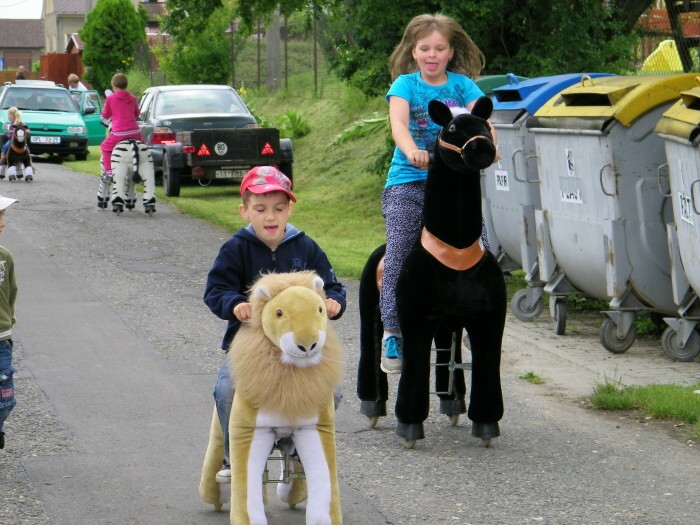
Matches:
[204,224,347,350]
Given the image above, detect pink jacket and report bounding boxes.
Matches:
[101,90,140,134]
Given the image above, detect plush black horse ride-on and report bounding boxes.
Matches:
[0,124,34,182]
[357,97,506,448]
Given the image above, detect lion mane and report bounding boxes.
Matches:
[228,271,343,424]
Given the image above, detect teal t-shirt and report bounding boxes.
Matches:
[385,71,484,188]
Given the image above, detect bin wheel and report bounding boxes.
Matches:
[403,439,417,449]
[511,289,544,322]
[599,318,635,354]
[552,300,567,335]
[448,414,459,426]
[367,416,379,428]
[660,327,700,362]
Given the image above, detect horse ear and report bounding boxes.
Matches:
[428,100,453,126]
[471,96,493,120]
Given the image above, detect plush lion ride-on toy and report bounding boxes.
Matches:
[0,123,34,182]
[200,271,344,525]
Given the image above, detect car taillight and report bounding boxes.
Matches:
[152,127,176,144]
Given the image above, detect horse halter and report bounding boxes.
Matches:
[437,130,492,157]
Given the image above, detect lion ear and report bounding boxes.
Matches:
[252,284,273,300]
[311,276,324,293]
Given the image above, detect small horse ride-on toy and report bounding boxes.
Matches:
[0,124,34,182]
[358,97,506,449]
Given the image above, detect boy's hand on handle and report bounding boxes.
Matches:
[325,298,341,319]
[233,302,252,322]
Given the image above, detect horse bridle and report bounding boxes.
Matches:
[437,129,492,156]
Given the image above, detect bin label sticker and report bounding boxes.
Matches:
[678,192,694,224]
[495,170,509,191]
[560,187,582,204]
[565,148,576,177]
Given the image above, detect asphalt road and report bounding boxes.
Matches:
[0,161,698,525]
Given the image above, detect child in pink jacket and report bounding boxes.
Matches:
[100,73,143,182]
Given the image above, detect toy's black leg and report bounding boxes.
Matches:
[394,314,435,440]
[357,245,389,419]
[464,312,505,427]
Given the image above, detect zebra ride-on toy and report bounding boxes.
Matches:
[96,138,156,216]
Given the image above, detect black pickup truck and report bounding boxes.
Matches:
[137,84,293,197]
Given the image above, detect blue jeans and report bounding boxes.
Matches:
[213,353,234,464]
[1,140,10,156]
[0,339,16,432]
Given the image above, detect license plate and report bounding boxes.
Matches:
[215,169,245,179]
[31,136,61,144]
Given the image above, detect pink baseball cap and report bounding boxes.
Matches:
[240,166,296,202]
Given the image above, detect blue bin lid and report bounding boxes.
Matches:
[492,73,616,114]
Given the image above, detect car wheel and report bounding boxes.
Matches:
[162,155,181,197]
[75,152,88,161]
[279,161,293,185]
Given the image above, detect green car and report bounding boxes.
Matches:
[69,89,106,146]
[0,80,93,161]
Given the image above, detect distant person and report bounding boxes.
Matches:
[100,73,142,182]
[0,193,19,450]
[15,66,26,80]
[67,73,87,91]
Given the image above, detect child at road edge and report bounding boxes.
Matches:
[203,165,347,483]
[379,13,494,374]
[0,193,19,450]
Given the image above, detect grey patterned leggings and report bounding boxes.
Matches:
[379,181,490,332]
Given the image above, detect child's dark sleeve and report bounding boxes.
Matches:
[308,240,347,319]
[203,242,247,321]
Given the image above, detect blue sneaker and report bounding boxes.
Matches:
[380,335,403,374]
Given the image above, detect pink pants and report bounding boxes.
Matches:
[100,131,143,172]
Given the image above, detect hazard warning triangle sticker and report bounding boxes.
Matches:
[260,142,275,155]
[197,144,211,156]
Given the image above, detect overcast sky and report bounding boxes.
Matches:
[0,0,43,19]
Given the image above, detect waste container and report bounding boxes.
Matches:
[482,73,615,322]
[475,73,528,96]
[528,73,699,352]
[654,81,700,361]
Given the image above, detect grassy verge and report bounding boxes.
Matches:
[591,380,700,439]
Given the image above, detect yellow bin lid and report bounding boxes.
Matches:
[655,77,700,141]
[534,73,699,127]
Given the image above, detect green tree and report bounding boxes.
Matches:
[157,6,234,84]
[323,0,657,98]
[160,0,223,41]
[80,0,147,93]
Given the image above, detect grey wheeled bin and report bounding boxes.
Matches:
[528,73,698,352]
[483,73,614,322]
[654,82,700,361]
